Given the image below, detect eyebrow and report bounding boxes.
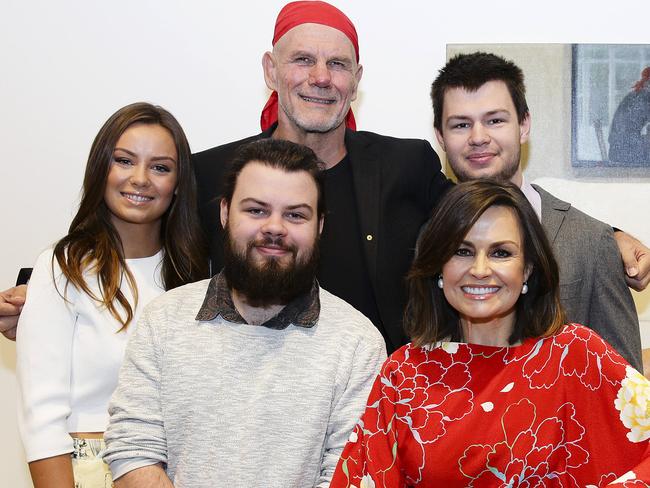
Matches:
[289,49,353,64]
[446,109,511,121]
[239,198,314,213]
[113,147,177,163]
[460,239,520,247]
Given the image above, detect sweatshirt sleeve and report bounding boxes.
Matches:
[102,306,168,480]
[317,333,387,487]
[16,249,78,462]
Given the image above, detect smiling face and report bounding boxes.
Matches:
[441,205,532,345]
[103,123,178,239]
[435,80,530,187]
[262,23,363,136]
[220,161,323,303]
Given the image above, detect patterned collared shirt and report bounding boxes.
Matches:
[195,272,320,329]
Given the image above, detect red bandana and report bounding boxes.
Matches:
[260,1,359,131]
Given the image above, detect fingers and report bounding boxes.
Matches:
[0,285,27,341]
[625,254,650,292]
[1,326,17,341]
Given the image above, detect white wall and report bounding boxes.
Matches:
[1,1,648,485]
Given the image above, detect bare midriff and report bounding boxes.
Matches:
[70,432,104,439]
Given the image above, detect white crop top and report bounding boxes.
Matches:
[16,248,164,462]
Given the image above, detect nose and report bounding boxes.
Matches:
[309,61,332,88]
[468,123,490,146]
[470,252,492,279]
[129,164,150,188]
[261,213,287,238]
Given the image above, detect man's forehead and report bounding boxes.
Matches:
[443,80,515,115]
[234,162,318,202]
[274,23,357,59]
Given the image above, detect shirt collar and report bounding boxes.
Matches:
[195,272,320,330]
[520,175,542,220]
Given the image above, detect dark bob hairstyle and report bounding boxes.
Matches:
[404,179,565,346]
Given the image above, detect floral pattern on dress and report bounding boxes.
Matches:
[615,365,650,443]
[516,324,627,391]
[331,325,650,488]
[357,345,476,484]
[458,399,588,487]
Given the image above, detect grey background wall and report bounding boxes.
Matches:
[1,1,648,485]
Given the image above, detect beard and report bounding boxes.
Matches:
[450,148,521,183]
[222,229,319,307]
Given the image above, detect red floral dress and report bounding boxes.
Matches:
[331,324,650,487]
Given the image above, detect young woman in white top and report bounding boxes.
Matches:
[16,102,207,487]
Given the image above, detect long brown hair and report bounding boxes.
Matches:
[404,180,564,347]
[53,102,207,329]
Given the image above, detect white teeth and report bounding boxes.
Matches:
[301,96,335,104]
[123,193,153,202]
[462,286,499,295]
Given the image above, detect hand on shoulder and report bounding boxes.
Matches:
[0,284,27,340]
[614,231,650,291]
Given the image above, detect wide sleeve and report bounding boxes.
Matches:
[567,324,650,486]
[317,336,387,487]
[588,228,642,371]
[16,249,78,462]
[606,364,650,486]
[330,358,407,488]
[102,305,168,480]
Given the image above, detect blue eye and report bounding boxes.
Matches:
[286,212,306,221]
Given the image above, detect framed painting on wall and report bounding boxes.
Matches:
[572,44,650,168]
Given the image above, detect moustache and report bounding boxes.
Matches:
[248,236,298,256]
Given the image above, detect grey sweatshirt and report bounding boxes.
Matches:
[103,279,386,487]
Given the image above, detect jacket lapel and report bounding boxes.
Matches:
[533,184,570,244]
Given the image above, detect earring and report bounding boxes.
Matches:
[521,282,529,295]
[437,276,443,289]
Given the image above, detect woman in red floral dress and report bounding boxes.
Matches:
[331,180,649,488]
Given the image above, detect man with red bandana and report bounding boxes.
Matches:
[191,1,649,355]
[193,1,451,353]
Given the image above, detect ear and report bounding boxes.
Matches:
[434,127,446,152]
[262,51,277,91]
[318,216,324,235]
[524,263,533,283]
[350,64,363,102]
[220,199,229,229]
[519,113,531,145]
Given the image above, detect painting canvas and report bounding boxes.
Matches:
[572,44,650,167]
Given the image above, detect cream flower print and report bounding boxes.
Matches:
[358,474,376,488]
[614,365,650,442]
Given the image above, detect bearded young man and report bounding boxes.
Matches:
[102,139,386,487]
[431,51,642,370]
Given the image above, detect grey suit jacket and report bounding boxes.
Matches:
[534,184,642,370]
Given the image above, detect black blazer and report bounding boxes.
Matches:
[192,127,451,351]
